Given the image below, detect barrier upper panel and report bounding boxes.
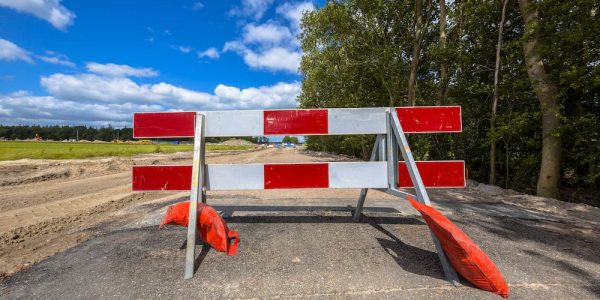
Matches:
[133,106,462,138]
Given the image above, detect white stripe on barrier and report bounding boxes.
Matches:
[206,164,264,190]
[328,161,388,188]
[328,108,387,135]
[204,110,264,137]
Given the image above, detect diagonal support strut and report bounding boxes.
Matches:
[184,113,206,279]
[389,109,461,286]
[353,134,384,221]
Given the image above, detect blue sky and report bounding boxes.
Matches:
[0,0,320,127]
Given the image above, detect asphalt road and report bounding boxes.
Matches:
[2,190,599,299]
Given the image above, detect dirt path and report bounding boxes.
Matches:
[0,149,254,276]
[0,148,354,277]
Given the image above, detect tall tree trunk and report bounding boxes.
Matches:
[438,0,448,105]
[518,0,562,198]
[489,0,510,185]
[408,0,431,106]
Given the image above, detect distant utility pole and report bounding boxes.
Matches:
[76,128,79,141]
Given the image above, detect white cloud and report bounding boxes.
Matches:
[0,0,75,30]
[223,1,315,73]
[224,41,300,73]
[229,0,273,20]
[41,73,167,104]
[0,38,34,63]
[243,23,292,45]
[1,68,300,126]
[197,47,220,59]
[214,81,300,108]
[0,91,148,125]
[0,104,11,116]
[85,62,159,77]
[243,47,301,73]
[223,41,246,54]
[276,1,315,32]
[37,50,75,68]
[40,72,299,109]
[172,45,192,53]
[0,39,77,67]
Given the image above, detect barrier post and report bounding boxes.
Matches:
[386,109,399,190]
[184,113,206,279]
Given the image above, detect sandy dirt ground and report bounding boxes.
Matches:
[1,148,599,299]
[0,148,352,278]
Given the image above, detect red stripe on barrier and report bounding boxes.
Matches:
[398,161,465,188]
[264,163,329,189]
[132,166,192,190]
[133,112,195,138]
[264,109,328,135]
[396,106,462,133]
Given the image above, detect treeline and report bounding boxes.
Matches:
[0,125,134,141]
[299,0,599,205]
[0,125,268,144]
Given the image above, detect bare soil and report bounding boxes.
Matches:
[0,148,349,278]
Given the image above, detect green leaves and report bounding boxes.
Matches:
[299,0,600,204]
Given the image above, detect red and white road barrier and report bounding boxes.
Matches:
[132,106,467,281]
[132,106,465,192]
[133,106,462,138]
[132,161,465,191]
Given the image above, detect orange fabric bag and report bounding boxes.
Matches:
[407,196,508,298]
[160,201,239,256]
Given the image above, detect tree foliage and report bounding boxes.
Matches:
[299,0,600,205]
[0,125,133,141]
[282,136,300,144]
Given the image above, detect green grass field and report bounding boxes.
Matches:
[0,141,254,161]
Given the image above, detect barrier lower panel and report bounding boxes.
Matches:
[132,161,466,191]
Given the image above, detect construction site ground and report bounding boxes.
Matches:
[1,148,599,299]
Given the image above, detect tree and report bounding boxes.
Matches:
[299,0,600,204]
[489,0,510,185]
[438,0,448,105]
[518,0,562,198]
[407,0,432,106]
[282,136,300,144]
[0,125,136,142]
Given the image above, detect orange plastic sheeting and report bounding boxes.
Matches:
[160,201,239,256]
[407,196,509,298]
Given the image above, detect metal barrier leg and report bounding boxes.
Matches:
[353,188,368,222]
[184,113,206,279]
[386,113,398,190]
[389,110,461,286]
[353,135,383,222]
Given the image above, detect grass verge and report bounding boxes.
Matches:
[0,141,254,161]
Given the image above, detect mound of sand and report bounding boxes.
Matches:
[220,139,254,145]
